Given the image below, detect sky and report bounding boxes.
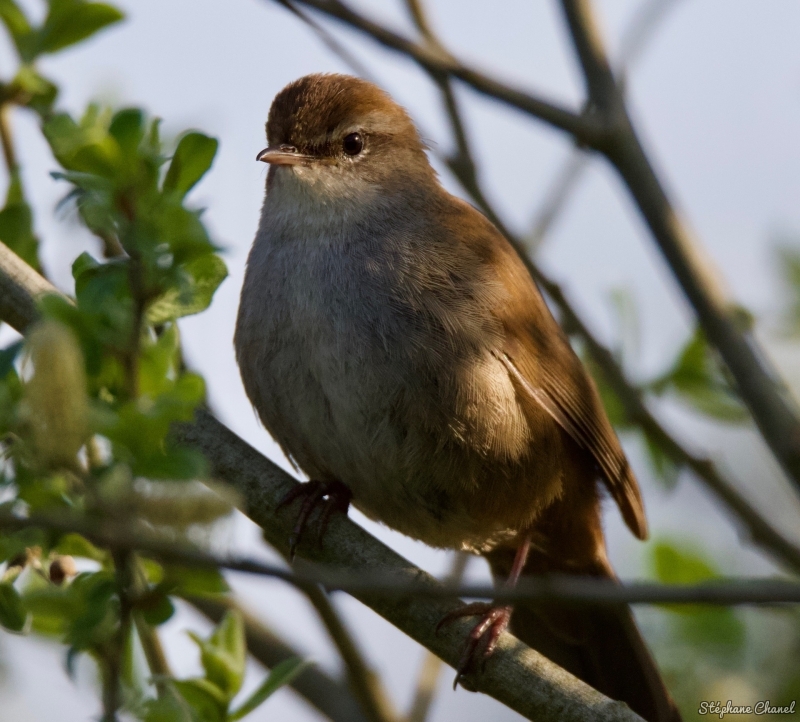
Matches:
[1,0,800,720]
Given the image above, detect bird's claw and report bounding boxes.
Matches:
[436,602,512,688]
[276,479,352,559]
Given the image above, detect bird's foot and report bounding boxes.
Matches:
[276,479,352,559]
[436,602,512,689]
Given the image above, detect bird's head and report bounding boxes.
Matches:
[258,73,435,200]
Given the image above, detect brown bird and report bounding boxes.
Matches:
[235,73,681,722]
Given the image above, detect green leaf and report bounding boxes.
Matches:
[109,108,145,158]
[647,327,748,423]
[0,171,40,271]
[138,323,181,398]
[138,591,175,626]
[9,66,59,115]
[229,658,311,720]
[188,610,246,699]
[38,0,124,56]
[44,108,121,177]
[144,693,193,722]
[0,581,27,632]
[163,566,229,598]
[163,132,218,199]
[649,539,745,661]
[146,254,228,325]
[652,540,718,585]
[54,532,107,562]
[0,0,34,59]
[172,678,227,722]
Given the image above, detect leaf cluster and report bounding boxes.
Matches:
[146,611,309,722]
[0,6,305,717]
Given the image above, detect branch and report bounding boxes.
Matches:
[404,553,469,722]
[1,511,800,606]
[302,584,399,722]
[557,0,800,491]
[188,595,371,722]
[0,103,18,175]
[272,0,602,145]
[0,240,56,332]
[272,0,800,496]
[0,241,642,722]
[282,1,376,82]
[386,3,800,577]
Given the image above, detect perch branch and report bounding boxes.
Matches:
[0,239,642,722]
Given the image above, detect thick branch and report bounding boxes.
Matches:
[0,240,56,333]
[0,240,641,722]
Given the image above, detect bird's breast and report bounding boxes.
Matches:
[235,208,562,551]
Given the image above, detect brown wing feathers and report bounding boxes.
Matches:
[500,349,648,541]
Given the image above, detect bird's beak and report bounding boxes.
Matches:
[256,145,315,165]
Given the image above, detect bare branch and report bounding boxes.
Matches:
[0,104,18,175]
[404,552,469,722]
[302,583,400,722]
[281,0,376,82]
[270,0,602,144]
[616,0,683,79]
[0,240,57,332]
[558,0,800,491]
[522,149,588,254]
[188,595,371,722]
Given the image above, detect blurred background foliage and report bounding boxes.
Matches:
[0,0,797,721]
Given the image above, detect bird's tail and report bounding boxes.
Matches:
[485,489,682,722]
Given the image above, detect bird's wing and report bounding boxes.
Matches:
[438,195,647,538]
[498,339,647,540]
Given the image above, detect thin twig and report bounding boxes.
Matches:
[0,510,799,606]
[521,149,588,254]
[133,614,171,696]
[188,595,370,722]
[616,0,683,81]
[302,583,399,722]
[101,549,134,722]
[281,0,376,82]
[270,0,603,145]
[405,552,469,722]
[0,104,18,176]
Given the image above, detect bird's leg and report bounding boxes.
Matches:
[436,532,533,688]
[276,479,352,559]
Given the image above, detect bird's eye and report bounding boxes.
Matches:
[343,132,363,156]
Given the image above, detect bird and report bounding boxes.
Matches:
[234,73,682,722]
